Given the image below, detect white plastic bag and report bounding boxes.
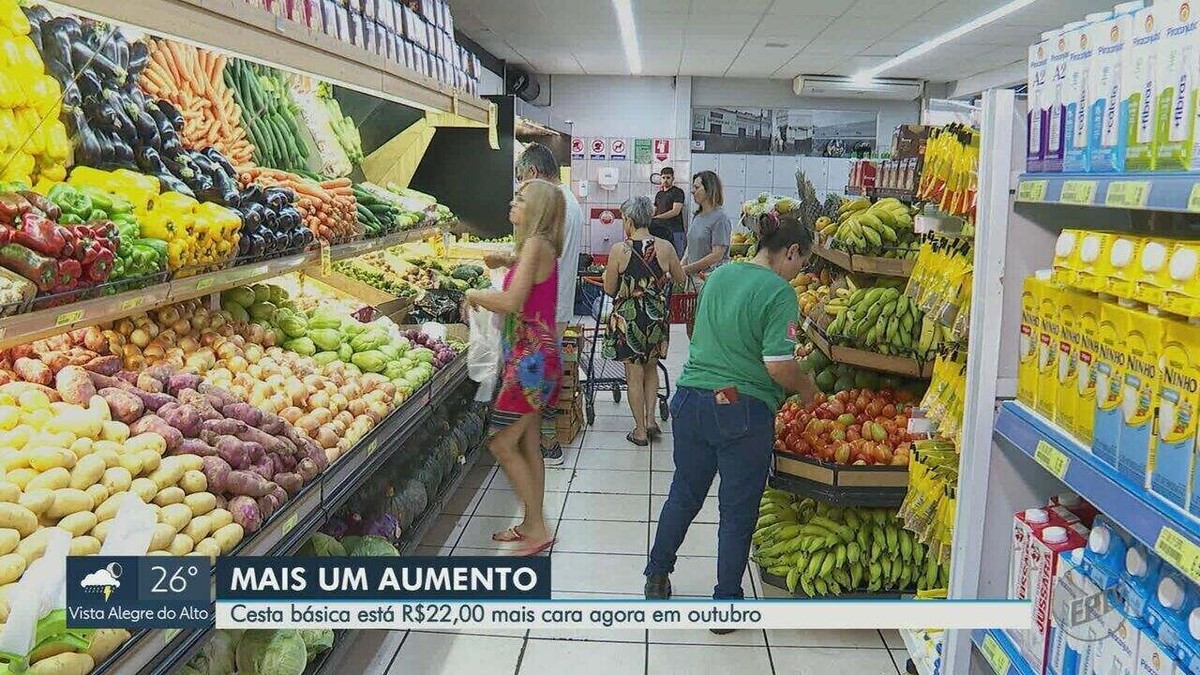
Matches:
[467,306,503,402]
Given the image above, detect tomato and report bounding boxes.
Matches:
[813,393,827,405]
[826,400,846,415]
[873,444,894,464]
[830,428,846,442]
[775,439,787,452]
[834,443,851,464]
[846,427,861,442]
[881,403,897,417]
[865,401,883,418]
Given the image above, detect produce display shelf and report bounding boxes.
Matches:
[900,628,940,675]
[814,244,914,277]
[970,629,1034,675]
[846,186,868,197]
[756,564,903,600]
[397,444,483,555]
[58,0,491,123]
[870,187,919,203]
[430,354,469,407]
[306,630,352,675]
[995,400,1200,585]
[329,226,442,262]
[768,467,907,508]
[1013,172,1200,213]
[803,319,934,379]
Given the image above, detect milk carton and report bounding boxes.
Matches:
[1136,239,1173,308]
[1151,573,1200,669]
[1066,13,1114,172]
[1151,318,1200,511]
[1050,549,1102,675]
[1060,292,1086,432]
[1015,508,1058,600]
[1091,3,1145,173]
[1108,237,1147,301]
[1118,307,1166,490]
[1051,23,1090,172]
[1042,282,1067,421]
[1079,232,1123,293]
[1057,230,1086,287]
[1163,242,1200,319]
[1138,630,1180,675]
[1077,295,1104,444]
[1154,0,1200,172]
[1127,4,1166,171]
[1095,301,1132,467]
[1023,273,1053,408]
[1054,492,1101,526]
[1167,608,1200,674]
[1029,526,1089,672]
[1082,516,1132,589]
[1032,33,1057,172]
[1094,618,1142,675]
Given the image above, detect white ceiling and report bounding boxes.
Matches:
[453,0,1122,83]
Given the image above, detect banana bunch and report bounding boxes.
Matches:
[824,281,948,358]
[821,197,918,257]
[753,489,949,596]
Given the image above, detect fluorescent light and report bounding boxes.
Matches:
[852,0,1039,80]
[611,0,643,75]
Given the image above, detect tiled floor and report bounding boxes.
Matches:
[388,325,908,674]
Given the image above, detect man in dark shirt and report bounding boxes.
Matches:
[652,167,687,257]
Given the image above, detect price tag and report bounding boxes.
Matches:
[1060,180,1098,205]
[1188,183,1200,212]
[164,628,180,644]
[281,513,299,535]
[1154,526,1200,584]
[1017,180,1048,202]
[55,309,84,327]
[1105,181,1152,208]
[120,296,145,312]
[195,277,215,292]
[367,439,379,456]
[980,634,1011,674]
[320,241,332,276]
[1033,440,1070,479]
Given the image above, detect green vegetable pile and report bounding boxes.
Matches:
[797,349,925,397]
[316,81,364,165]
[225,61,310,172]
[332,259,419,298]
[219,282,296,332]
[181,628,334,675]
[351,183,424,237]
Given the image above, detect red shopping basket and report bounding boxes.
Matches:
[669,274,704,338]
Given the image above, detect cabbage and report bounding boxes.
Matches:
[351,534,399,556]
[310,532,346,557]
[299,629,335,660]
[183,630,239,675]
[235,630,307,675]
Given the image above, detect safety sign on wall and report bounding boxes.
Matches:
[571,137,585,160]
[590,138,607,160]
[654,139,671,162]
[634,138,652,164]
[610,139,628,161]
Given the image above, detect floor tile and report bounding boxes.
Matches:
[587,414,672,433]
[646,643,772,675]
[570,469,650,495]
[574,450,652,471]
[418,514,470,549]
[412,544,453,556]
[649,495,719,524]
[546,444,583,469]
[446,546,527,557]
[519,639,647,674]
[416,627,529,638]
[547,551,646,593]
[471,489,567,520]
[528,627,648,643]
[649,450,674,472]
[658,555,754,598]
[766,629,888,649]
[881,629,903,649]
[652,471,718,496]
[490,467,574,492]
[650,432,674,450]
[442,485,485,515]
[583,430,647,449]
[456,515,559,550]
[643,521,720,558]
[389,633,522,674]
[554,519,650,555]
[562,492,650,521]
[648,627,765,646]
[769,646,901,674]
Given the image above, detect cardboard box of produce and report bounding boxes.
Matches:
[773,452,908,488]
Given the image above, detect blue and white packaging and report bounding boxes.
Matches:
[1051,549,1102,675]
[1065,12,1113,171]
[1094,619,1143,675]
[1167,609,1200,674]
[1050,23,1089,172]
[1138,629,1180,675]
[1084,517,1132,590]
[1148,573,1196,643]
[1090,2,1145,172]
[1031,35,1054,172]
[1119,544,1165,628]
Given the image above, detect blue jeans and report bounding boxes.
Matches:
[646,386,775,599]
[671,231,686,258]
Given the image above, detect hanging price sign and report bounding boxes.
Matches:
[1155,526,1200,585]
[1033,440,1070,479]
[120,296,145,312]
[1016,180,1048,202]
[1059,180,1098,205]
[1105,181,1151,208]
[281,513,299,535]
[55,309,84,327]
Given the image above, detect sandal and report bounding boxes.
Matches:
[491,526,526,543]
[647,425,662,438]
[626,431,649,447]
[516,538,556,556]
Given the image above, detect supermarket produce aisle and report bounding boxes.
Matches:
[342,326,907,674]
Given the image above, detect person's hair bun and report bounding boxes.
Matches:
[758,212,780,238]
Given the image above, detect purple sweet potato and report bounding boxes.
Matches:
[166,373,203,396]
[229,496,262,533]
[270,484,286,504]
[214,436,250,469]
[221,402,262,427]
[235,427,294,455]
[269,455,287,476]
[201,456,232,494]
[256,493,281,521]
[160,404,202,438]
[259,413,286,436]
[98,387,144,424]
[54,365,96,405]
[201,418,247,436]
[177,389,221,421]
[14,357,51,386]
[274,472,302,497]
[249,455,273,481]
[225,470,275,497]
[143,365,174,386]
[126,387,174,412]
[174,438,217,457]
[87,371,124,390]
[214,494,227,510]
[197,382,239,409]
[82,355,120,376]
[279,454,297,472]
[116,371,138,386]
[129,414,183,451]
[296,457,320,483]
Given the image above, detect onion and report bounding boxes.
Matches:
[165,354,185,370]
[335,410,354,427]
[265,374,285,391]
[247,364,264,380]
[216,341,241,361]
[166,348,185,362]
[179,336,200,354]
[280,406,304,424]
[130,329,150,348]
[226,356,248,374]
[172,318,191,335]
[244,344,264,364]
[122,344,142,359]
[218,323,235,337]
[126,355,146,371]
[316,427,339,449]
[200,332,220,347]
[184,354,209,372]
[295,415,320,435]
[143,344,166,361]
[308,391,330,410]
[326,419,346,437]
[311,407,333,425]
[261,357,279,372]
[285,378,306,405]
[329,393,348,414]
[158,306,181,325]
[208,314,227,330]
[193,307,210,326]
[378,383,396,398]
[115,318,135,337]
[263,330,277,347]
[143,322,160,339]
[348,400,367,416]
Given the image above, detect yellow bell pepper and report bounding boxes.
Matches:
[0,0,30,37]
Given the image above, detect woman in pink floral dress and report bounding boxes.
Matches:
[464,179,564,555]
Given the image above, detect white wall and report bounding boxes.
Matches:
[540,75,690,138]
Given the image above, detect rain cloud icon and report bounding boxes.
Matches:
[80,563,122,601]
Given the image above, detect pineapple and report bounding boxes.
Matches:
[794,168,822,229]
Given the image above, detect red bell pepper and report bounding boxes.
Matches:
[0,193,32,222]
[83,247,113,283]
[18,191,60,220]
[0,243,57,291]
[54,258,81,289]
[12,213,68,257]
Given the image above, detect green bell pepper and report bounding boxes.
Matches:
[47,183,93,218]
[77,185,115,214]
[58,212,82,225]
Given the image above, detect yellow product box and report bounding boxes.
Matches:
[1054,292,1083,433]
[1018,273,1050,408]
[1092,301,1130,469]
[1116,306,1165,490]
[1051,229,1084,287]
[1073,292,1102,444]
[1132,237,1171,308]
[1036,281,1065,422]
[1151,318,1200,512]
[1071,231,1120,293]
[1104,236,1145,301]
[1163,241,1200,318]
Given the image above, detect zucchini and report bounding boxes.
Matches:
[356,203,380,225]
[366,203,394,217]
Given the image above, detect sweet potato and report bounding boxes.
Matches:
[214,436,250,469]
[225,470,274,497]
[248,455,273,481]
[136,372,163,394]
[259,412,286,435]
[13,358,51,386]
[221,402,262,427]
[97,387,144,424]
[130,415,183,451]
[272,472,302,497]
[82,355,120,376]
[160,404,201,438]
[126,387,174,412]
[237,426,295,455]
[228,496,261,532]
[198,382,239,408]
[175,438,217,457]
[201,456,232,494]
[54,366,96,405]
[87,371,124,390]
[167,373,203,396]
[296,457,319,483]
[116,371,138,386]
[201,418,247,436]
[256,492,280,521]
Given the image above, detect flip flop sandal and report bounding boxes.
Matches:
[491,526,526,543]
[517,538,556,556]
[626,432,649,447]
[647,426,663,438]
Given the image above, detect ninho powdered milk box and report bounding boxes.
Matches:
[1094,301,1132,468]
[1150,317,1200,510]
[1116,306,1166,490]
[1021,273,1053,409]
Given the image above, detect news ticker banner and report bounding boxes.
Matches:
[65,557,1031,631]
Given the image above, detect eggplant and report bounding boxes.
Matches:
[155,100,184,131]
[240,185,265,206]
[102,91,136,133]
[95,129,115,168]
[110,133,134,167]
[23,9,42,53]
[246,232,266,256]
[41,21,78,81]
[156,173,194,198]
[60,80,81,116]
[77,70,103,103]
[277,207,302,230]
[159,134,182,159]
[128,41,149,76]
[240,203,265,230]
[22,5,51,25]
[71,42,126,84]
[263,187,294,211]
[71,108,101,167]
[84,99,124,135]
[202,147,238,179]
[237,234,252,258]
[134,110,160,148]
[145,102,174,139]
[136,145,167,175]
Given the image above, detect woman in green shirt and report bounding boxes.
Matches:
[645,210,819,607]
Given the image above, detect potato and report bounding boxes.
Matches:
[25,467,69,492]
[45,489,92,519]
[0,482,19,503]
[180,470,207,495]
[146,550,170,556]
[148,523,176,551]
[91,440,122,456]
[68,454,106,490]
[159,504,192,531]
[28,652,93,675]
[169,533,194,556]
[69,437,93,457]
[0,449,27,471]
[16,529,53,564]
[212,522,245,554]
[58,511,98,537]
[184,492,216,516]
[86,629,130,663]
[28,447,73,472]
[95,492,128,522]
[0,552,24,584]
[0,528,17,555]
[153,487,185,507]
[94,448,119,469]
[5,469,36,490]
[0,503,38,537]
[117,453,143,477]
[184,515,212,543]
[148,458,187,491]
[99,421,129,443]
[18,489,54,516]
[85,484,108,507]
[69,535,101,556]
[91,519,111,543]
[138,450,161,474]
[29,641,75,664]
[130,478,157,503]
[178,455,204,472]
[208,508,232,530]
[101,467,132,494]
[193,537,221,560]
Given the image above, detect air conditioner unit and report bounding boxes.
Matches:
[793,75,924,101]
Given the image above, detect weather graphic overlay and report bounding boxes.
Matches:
[67,557,212,629]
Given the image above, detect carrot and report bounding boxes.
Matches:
[320,177,351,190]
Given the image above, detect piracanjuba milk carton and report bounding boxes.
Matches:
[1031,33,1056,172]
[1065,12,1113,172]
[1126,4,1166,171]
[1153,0,1200,172]
[1090,2,1146,173]
[1050,22,1089,172]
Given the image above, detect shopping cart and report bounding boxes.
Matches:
[577,277,671,426]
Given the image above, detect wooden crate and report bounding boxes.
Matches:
[804,319,934,379]
[770,452,908,507]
